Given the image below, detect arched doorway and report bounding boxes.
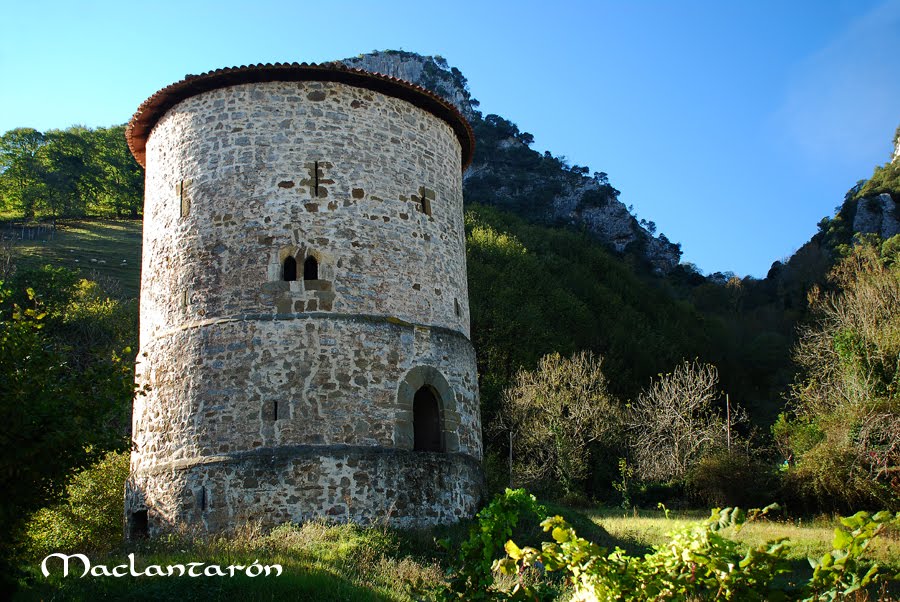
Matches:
[413,386,443,452]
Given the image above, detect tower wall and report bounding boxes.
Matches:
[128,77,482,535]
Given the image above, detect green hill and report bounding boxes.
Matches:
[4,219,141,297]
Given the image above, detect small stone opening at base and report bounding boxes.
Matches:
[413,386,443,452]
[129,509,149,539]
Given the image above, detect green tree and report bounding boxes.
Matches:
[41,128,96,217]
[499,351,625,497]
[0,128,47,217]
[89,125,143,217]
[779,236,900,511]
[0,269,134,588]
[0,125,144,219]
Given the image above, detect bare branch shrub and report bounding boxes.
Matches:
[628,360,729,482]
[785,237,900,508]
[499,351,624,495]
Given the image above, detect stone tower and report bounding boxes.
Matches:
[124,62,482,536]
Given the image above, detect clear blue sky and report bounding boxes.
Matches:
[2,0,898,277]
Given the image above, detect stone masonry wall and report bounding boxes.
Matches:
[131,317,481,471]
[130,79,482,534]
[140,80,468,343]
[127,449,482,534]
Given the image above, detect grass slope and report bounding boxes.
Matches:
[589,506,900,570]
[16,522,447,601]
[3,219,142,297]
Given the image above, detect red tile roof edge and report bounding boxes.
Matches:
[125,61,475,170]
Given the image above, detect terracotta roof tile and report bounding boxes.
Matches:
[126,61,475,170]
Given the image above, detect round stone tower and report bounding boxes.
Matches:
[124,62,481,536]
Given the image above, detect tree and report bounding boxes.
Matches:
[778,236,900,510]
[499,351,625,496]
[0,125,144,219]
[0,269,134,587]
[0,128,47,217]
[628,360,730,482]
[89,125,143,217]
[42,128,96,217]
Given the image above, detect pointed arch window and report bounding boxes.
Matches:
[282,256,297,281]
[304,256,318,281]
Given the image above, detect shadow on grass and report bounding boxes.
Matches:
[15,559,396,602]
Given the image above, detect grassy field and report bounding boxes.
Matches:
[15,504,900,601]
[590,506,900,564]
[16,520,461,601]
[2,218,142,297]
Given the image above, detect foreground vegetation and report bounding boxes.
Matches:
[1,218,142,296]
[14,482,900,601]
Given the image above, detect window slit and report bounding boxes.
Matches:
[314,161,319,198]
[304,256,318,281]
[283,256,297,281]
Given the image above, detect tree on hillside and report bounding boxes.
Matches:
[0,128,47,218]
[499,351,625,496]
[90,126,143,217]
[628,360,731,482]
[777,235,900,511]
[42,128,96,217]
[0,125,143,219]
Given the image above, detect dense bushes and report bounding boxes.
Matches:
[0,267,135,585]
[854,158,900,202]
[686,449,777,509]
[777,236,900,511]
[25,450,130,556]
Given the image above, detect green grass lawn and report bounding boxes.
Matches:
[16,521,452,601]
[3,218,142,298]
[588,506,900,570]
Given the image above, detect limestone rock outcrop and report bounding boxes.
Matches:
[343,51,682,273]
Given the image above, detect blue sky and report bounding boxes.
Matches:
[2,0,898,277]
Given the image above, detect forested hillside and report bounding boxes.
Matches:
[0,125,142,219]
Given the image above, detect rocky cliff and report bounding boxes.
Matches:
[853,193,900,239]
[342,50,681,273]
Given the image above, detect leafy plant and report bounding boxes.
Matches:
[25,450,130,556]
[498,505,900,601]
[438,488,546,600]
[803,510,900,601]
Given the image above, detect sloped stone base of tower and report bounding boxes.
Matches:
[125,447,483,537]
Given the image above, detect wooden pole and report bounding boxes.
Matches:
[509,429,513,487]
[726,394,732,451]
